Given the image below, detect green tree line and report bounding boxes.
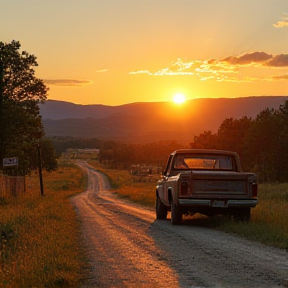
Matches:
[51,136,186,170]
[191,100,288,182]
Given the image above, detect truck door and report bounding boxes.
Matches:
[161,155,173,206]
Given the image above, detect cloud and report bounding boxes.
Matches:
[265,54,288,67]
[221,52,273,66]
[273,14,288,28]
[272,74,288,80]
[129,70,152,75]
[129,59,195,76]
[44,79,93,86]
[129,52,288,83]
[95,69,108,73]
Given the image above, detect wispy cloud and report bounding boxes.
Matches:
[129,70,152,75]
[272,75,288,80]
[129,59,195,76]
[44,79,93,86]
[129,52,288,83]
[95,69,108,73]
[273,13,288,28]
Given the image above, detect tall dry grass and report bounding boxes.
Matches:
[90,162,156,206]
[0,162,86,288]
[219,183,288,249]
[90,161,288,250]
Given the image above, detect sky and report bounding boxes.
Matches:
[1,0,288,106]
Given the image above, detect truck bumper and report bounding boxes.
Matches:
[178,199,258,208]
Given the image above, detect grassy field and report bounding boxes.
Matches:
[90,161,288,250]
[1,159,287,287]
[0,162,87,288]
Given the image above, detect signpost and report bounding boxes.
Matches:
[2,157,19,196]
[3,157,18,167]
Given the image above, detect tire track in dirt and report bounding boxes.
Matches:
[72,162,180,287]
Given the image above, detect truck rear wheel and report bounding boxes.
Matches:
[241,208,251,222]
[156,196,167,220]
[235,208,251,222]
[170,197,182,225]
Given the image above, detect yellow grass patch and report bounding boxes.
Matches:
[0,162,86,287]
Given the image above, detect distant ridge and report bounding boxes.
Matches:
[39,100,164,120]
[40,96,287,143]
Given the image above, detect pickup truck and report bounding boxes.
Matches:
[156,149,258,225]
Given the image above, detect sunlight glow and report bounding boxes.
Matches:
[172,93,186,104]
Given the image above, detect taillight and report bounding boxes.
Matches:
[252,183,258,197]
[180,181,189,195]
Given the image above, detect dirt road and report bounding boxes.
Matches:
[71,161,288,288]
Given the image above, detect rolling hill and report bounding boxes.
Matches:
[40,96,287,144]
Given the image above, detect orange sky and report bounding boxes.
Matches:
[1,0,288,105]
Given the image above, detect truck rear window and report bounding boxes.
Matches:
[174,154,236,171]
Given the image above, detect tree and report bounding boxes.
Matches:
[0,40,53,174]
[29,137,58,172]
[243,108,280,182]
[217,117,252,158]
[276,99,288,181]
[190,131,218,149]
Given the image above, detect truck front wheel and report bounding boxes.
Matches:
[170,197,182,225]
[156,196,167,220]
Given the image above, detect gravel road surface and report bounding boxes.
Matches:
[71,161,288,288]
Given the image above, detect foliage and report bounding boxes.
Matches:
[0,40,56,174]
[0,163,86,287]
[89,161,157,206]
[26,137,58,173]
[98,140,187,170]
[217,116,252,159]
[190,100,288,182]
[192,131,218,149]
[50,136,103,158]
[243,108,280,181]
[277,100,288,181]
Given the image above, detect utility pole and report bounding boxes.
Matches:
[37,143,44,196]
[0,59,3,164]
[0,60,3,104]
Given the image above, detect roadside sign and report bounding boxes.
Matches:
[3,157,18,167]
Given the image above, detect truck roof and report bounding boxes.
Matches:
[171,149,239,157]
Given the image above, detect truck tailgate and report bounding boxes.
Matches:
[190,171,249,196]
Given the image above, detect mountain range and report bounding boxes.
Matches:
[40,96,287,144]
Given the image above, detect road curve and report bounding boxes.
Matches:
[71,161,288,288]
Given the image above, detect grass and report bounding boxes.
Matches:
[89,160,288,251]
[0,161,87,288]
[218,183,288,250]
[90,162,157,206]
[1,159,287,287]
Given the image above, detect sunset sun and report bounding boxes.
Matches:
[172,93,186,104]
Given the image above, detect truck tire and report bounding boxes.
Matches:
[240,208,251,222]
[170,197,182,225]
[156,196,167,220]
[235,208,251,222]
